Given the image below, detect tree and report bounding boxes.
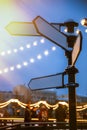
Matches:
[13,85,31,103]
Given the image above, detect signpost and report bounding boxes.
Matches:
[6,22,39,36]
[33,16,68,51]
[71,31,82,66]
[6,16,82,130]
[28,73,65,90]
[6,20,61,36]
[6,16,68,51]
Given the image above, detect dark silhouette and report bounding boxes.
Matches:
[24,103,31,126]
[55,104,67,122]
[38,105,48,122]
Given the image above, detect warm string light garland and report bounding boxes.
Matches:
[0,98,87,112]
[0,98,68,109]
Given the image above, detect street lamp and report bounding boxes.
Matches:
[81,18,87,27]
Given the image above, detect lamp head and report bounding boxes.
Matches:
[64,19,78,33]
[81,18,87,27]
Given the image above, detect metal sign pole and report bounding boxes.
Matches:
[64,21,80,130]
[66,66,78,130]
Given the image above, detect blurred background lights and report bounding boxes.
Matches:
[4,68,9,73]
[13,49,18,53]
[1,51,5,56]
[16,64,22,69]
[44,50,49,56]
[76,29,80,34]
[23,61,28,66]
[10,66,14,71]
[26,44,31,48]
[0,70,2,74]
[30,58,35,63]
[37,54,42,60]
[52,46,56,51]
[33,41,38,46]
[64,28,68,32]
[19,46,24,51]
[7,50,11,54]
[85,29,87,33]
[40,38,45,43]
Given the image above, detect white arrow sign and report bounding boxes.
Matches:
[71,31,82,66]
[33,16,68,51]
[6,22,39,36]
[28,73,64,90]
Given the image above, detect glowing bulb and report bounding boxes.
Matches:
[19,46,24,51]
[23,62,28,66]
[16,64,21,69]
[30,58,35,63]
[81,19,86,26]
[1,51,5,56]
[40,38,45,43]
[13,49,18,53]
[37,54,42,60]
[0,70,2,74]
[7,50,11,54]
[52,46,56,51]
[44,50,49,56]
[10,66,14,71]
[33,41,37,46]
[85,29,87,33]
[26,44,31,48]
[4,68,9,73]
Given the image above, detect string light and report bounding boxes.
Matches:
[37,54,42,60]
[0,47,56,75]
[0,98,87,112]
[0,36,57,75]
[44,50,49,56]
[40,38,45,43]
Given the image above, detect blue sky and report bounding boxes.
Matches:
[0,0,87,96]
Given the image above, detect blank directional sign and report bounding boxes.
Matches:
[33,16,68,51]
[6,22,39,36]
[28,73,64,90]
[71,31,82,66]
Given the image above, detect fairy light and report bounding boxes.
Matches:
[26,44,31,48]
[33,41,37,46]
[0,39,43,57]
[52,46,56,51]
[0,36,57,75]
[44,50,49,56]
[7,50,11,54]
[23,61,28,66]
[13,48,18,53]
[3,68,9,73]
[30,58,35,63]
[37,54,42,60]
[0,48,54,75]
[40,38,45,43]
[64,28,68,32]
[0,70,2,74]
[19,46,24,51]
[16,64,22,69]
[10,66,15,71]
[1,98,87,112]
[76,29,80,34]
[0,98,68,109]
[85,29,87,33]
[1,51,5,56]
